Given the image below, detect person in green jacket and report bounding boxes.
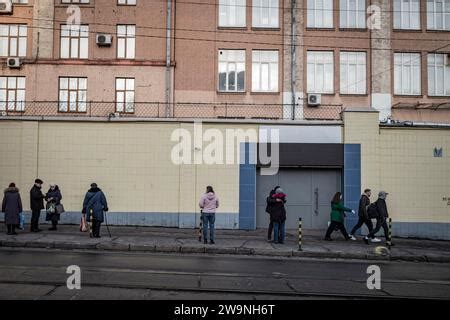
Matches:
[324,192,356,241]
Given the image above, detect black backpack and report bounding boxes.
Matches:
[367,202,379,219]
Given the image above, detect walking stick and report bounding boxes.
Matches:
[104,210,112,238]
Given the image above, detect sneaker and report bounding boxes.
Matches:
[370,238,381,243]
[363,237,369,244]
[349,235,357,241]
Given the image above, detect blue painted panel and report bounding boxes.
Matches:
[239,142,257,230]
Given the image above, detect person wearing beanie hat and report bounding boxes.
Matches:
[2,182,23,235]
[82,183,108,238]
[364,191,392,245]
[30,178,45,232]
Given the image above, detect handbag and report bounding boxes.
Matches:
[56,203,65,214]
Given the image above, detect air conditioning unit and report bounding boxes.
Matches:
[96,34,112,46]
[0,0,13,14]
[307,93,321,107]
[6,57,21,68]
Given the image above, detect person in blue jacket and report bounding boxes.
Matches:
[82,183,108,238]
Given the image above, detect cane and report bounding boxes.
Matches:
[104,210,112,238]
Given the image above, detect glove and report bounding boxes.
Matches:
[82,208,86,214]
[104,207,109,212]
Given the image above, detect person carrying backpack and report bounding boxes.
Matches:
[363,191,392,245]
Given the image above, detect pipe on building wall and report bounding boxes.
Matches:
[290,0,297,120]
[165,0,173,117]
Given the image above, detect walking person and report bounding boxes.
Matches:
[82,183,108,238]
[349,189,376,239]
[45,183,62,231]
[265,185,280,242]
[199,186,219,245]
[324,192,356,241]
[2,183,23,235]
[363,191,393,245]
[30,179,45,232]
[267,187,287,244]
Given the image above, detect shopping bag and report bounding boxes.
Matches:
[56,204,65,214]
[19,212,25,230]
[79,214,88,232]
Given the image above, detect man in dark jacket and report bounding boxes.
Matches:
[364,191,392,245]
[2,183,23,235]
[265,186,279,241]
[82,183,108,238]
[30,179,45,232]
[266,187,287,244]
[349,189,374,238]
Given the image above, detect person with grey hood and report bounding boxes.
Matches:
[363,191,393,245]
[2,183,23,235]
[199,186,219,244]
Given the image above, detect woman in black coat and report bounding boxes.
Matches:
[2,183,23,235]
[45,184,62,231]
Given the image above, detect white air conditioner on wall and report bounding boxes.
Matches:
[96,34,113,46]
[6,57,21,68]
[0,0,13,14]
[307,93,321,107]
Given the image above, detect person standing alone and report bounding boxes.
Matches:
[2,183,23,235]
[199,186,219,245]
[30,179,45,232]
[82,183,108,238]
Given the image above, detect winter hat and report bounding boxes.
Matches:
[378,191,388,199]
[9,182,15,188]
[275,187,284,194]
[90,183,98,188]
[35,178,43,184]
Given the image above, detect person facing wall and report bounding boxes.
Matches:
[199,186,219,245]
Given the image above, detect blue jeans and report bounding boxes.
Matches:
[202,213,215,242]
[273,221,285,243]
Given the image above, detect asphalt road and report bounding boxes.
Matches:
[0,247,449,300]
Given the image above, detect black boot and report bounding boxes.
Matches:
[6,224,12,235]
[11,225,17,235]
[49,222,57,231]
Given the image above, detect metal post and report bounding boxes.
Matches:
[298,217,302,251]
[387,218,392,250]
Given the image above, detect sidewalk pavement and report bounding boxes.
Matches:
[1,224,450,263]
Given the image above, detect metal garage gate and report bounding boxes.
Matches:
[256,168,342,230]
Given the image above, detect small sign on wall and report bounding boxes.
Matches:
[443,197,450,206]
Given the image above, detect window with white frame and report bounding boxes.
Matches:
[340,0,366,28]
[12,1,29,3]
[307,51,334,93]
[59,77,87,112]
[307,0,334,28]
[116,78,135,113]
[428,53,450,96]
[60,25,89,59]
[0,25,27,57]
[117,25,136,59]
[253,0,279,28]
[219,0,246,27]
[340,52,366,94]
[0,77,25,112]
[252,50,278,92]
[61,0,90,4]
[218,50,245,92]
[394,0,421,30]
[427,0,450,30]
[394,53,421,95]
[118,0,136,5]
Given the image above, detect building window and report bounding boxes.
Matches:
[60,25,89,59]
[307,0,334,28]
[428,54,450,96]
[118,0,136,4]
[252,0,279,28]
[61,0,90,4]
[117,25,136,59]
[0,77,25,111]
[394,0,421,30]
[340,0,366,28]
[307,51,334,93]
[116,78,135,113]
[59,77,87,112]
[0,25,27,57]
[427,0,450,30]
[394,53,421,95]
[219,0,246,27]
[12,1,29,3]
[218,50,245,92]
[340,52,366,94]
[252,50,278,92]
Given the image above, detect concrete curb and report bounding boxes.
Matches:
[1,239,449,263]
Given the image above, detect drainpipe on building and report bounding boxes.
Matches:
[165,0,173,117]
[290,0,297,120]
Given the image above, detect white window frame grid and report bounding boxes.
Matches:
[0,24,27,57]
[116,78,135,113]
[118,0,136,5]
[117,25,136,59]
[340,0,366,29]
[61,0,90,4]
[340,51,367,94]
[252,0,279,28]
[427,0,450,30]
[427,53,450,96]
[307,0,334,28]
[219,0,247,27]
[60,24,89,59]
[394,52,422,95]
[218,50,246,92]
[252,50,279,92]
[0,76,26,112]
[394,0,421,30]
[58,77,88,113]
[307,51,334,94]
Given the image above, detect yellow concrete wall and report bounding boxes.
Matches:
[344,111,450,224]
